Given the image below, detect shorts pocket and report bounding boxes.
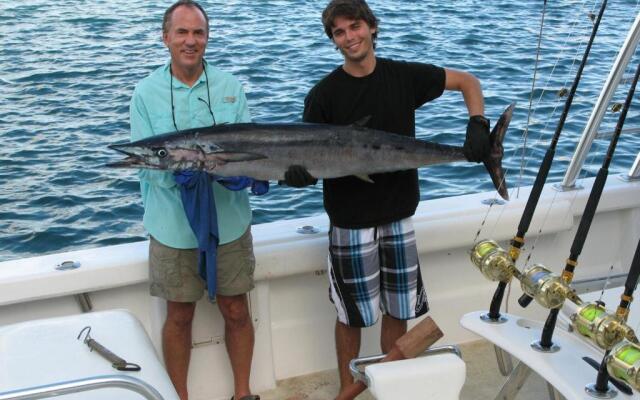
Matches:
[150,241,183,288]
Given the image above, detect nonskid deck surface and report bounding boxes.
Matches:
[258,340,548,400]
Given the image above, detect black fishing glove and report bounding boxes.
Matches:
[281,165,318,188]
[463,115,491,163]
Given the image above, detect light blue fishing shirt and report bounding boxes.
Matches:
[130,60,252,248]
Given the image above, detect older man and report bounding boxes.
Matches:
[129,1,259,399]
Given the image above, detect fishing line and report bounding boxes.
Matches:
[522,0,595,134]
[536,58,640,349]
[519,140,604,273]
[520,2,640,267]
[598,265,615,303]
[519,0,548,199]
[474,1,599,253]
[472,1,593,246]
[484,0,608,321]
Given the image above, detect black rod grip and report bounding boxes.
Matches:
[488,281,507,320]
[540,308,559,348]
[583,356,633,395]
[624,238,640,296]
[594,352,611,393]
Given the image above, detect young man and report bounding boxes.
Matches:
[297,0,491,395]
[129,1,259,399]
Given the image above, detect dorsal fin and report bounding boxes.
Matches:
[351,115,371,127]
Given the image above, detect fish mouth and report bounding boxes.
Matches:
[105,144,158,168]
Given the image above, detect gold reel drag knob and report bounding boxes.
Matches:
[607,340,640,391]
[470,240,515,282]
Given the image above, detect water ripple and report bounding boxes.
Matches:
[1,0,639,261]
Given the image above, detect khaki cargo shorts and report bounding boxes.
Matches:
[148,228,256,302]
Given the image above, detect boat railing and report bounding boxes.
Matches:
[627,153,640,180]
[0,374,166,400]
[560,12,640,189]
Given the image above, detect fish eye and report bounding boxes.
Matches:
[153,147,168,158]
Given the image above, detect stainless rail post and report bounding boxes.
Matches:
[494,345,514,376]
[547,383,566,400]
[626,153,640,180]
[0,375,166,400]
[494,361,532,400]
[559,13,640,190]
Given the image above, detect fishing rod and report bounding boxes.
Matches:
[534,58,640,352]
[471,0,608,322]
[585,238,640,396]
[604,239,640,393]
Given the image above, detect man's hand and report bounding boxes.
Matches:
[463,115,491,163]
[281,165,318,188]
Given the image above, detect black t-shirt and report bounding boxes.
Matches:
[303,58,446,228]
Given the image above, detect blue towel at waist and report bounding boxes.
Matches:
[175,172,269,300]
[175,171,219,300]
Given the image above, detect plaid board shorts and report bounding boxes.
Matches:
[328,218,429,327]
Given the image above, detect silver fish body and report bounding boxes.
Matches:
[109,103,514,200]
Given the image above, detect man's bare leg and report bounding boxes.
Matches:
[217,293,254,399]
[381,314,407,353]
[163,301,197,400]
[335,319,361,393]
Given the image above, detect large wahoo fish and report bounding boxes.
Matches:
[109,103,514,200]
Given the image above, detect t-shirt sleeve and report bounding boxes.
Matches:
[405,62,446,109]
[303,86,328,123]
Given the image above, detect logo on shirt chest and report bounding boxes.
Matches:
[223,96,236,103]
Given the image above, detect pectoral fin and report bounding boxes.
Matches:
[355,174,374,183]
[351,115,372,127]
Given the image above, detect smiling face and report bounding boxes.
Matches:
[163,5,208,80]
[331,16,376,66]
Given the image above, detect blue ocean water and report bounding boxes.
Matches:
[1,1,639,261]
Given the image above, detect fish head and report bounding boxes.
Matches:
[106,134,210,170]
[106,143,173,169]
[106,133,267,171]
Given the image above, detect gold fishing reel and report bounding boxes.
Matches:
[470,240,518,282]
[519,264,582,309]
[571,303,639,350]
[607,340,640,391]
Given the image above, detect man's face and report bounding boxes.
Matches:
[163,5,208,73]
[331,16,376,63]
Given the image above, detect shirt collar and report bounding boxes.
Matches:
[164,59,208,88]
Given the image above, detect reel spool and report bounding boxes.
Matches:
[607,340,640,391]
[470,240,517,282]
[571,303,632,350]
[520,264,578,309]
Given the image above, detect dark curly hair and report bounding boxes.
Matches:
[322,0,379,46]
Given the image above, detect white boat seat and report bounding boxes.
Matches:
[363,347,466,400]
[0,309,178,400]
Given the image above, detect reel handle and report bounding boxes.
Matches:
[518,293,534,308]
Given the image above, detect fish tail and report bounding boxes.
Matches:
[483,103,515,201]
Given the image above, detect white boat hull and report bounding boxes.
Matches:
[1,176,639,399]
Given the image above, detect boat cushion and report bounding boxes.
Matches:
[365,352,466,400]
[0,309,178,399]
